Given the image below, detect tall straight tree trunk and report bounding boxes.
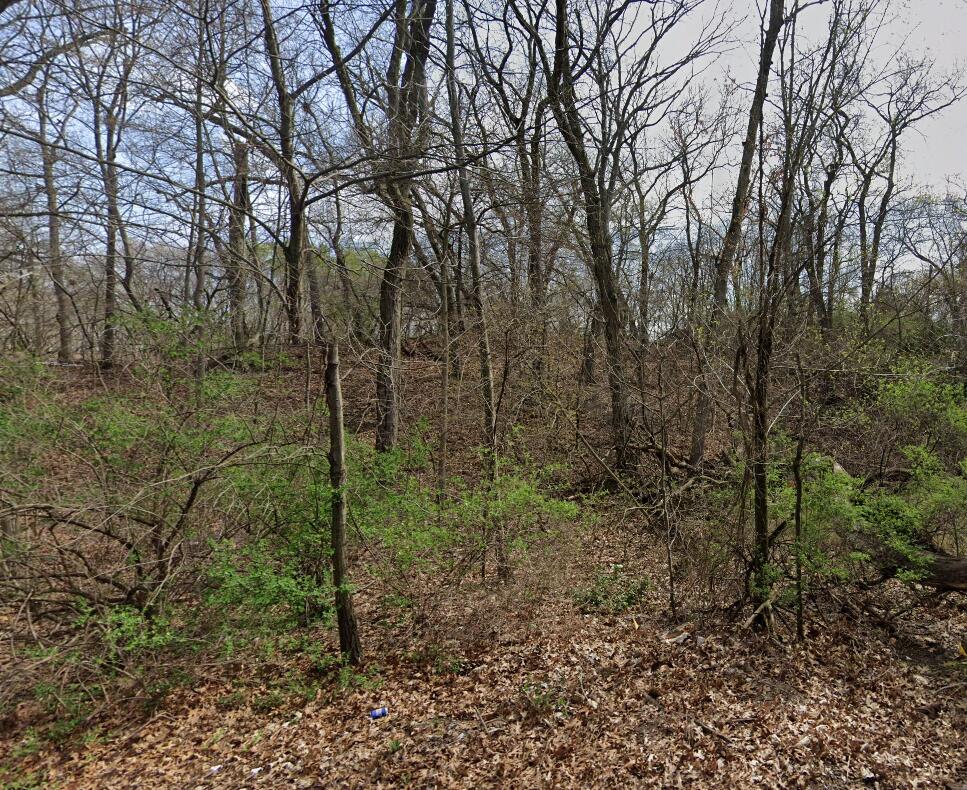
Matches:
[445,0,496,451]
[827,224,842,330]
[858,141,897,333]
[192,15,208,381]
[376,0,438,453]
[549,0,631,469]
[37,81,71,363]
[320,0,438,453]
[325,341,362,666]
[227,139,249,351]
[98,136,123,369]
[526,188,547,381]
[284,209,305,343]
[376,205,410,452]
[101,223,117,369]
[638,200,652,346]
[580,302,601,385]
[802,206,829,331]
[259,0,305,344]
[711,0,785,312]
[103,158,142,313]
[307,254,325,344]
[592,221,632,470]
[690,0,785,466]
[437,244,451,494]
[748,25,811,625]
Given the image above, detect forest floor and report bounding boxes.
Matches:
[4,538,966,788]
[1,358,967,788]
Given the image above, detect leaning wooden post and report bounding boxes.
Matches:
[325,341,362,665]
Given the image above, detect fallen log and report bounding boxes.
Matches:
[918,551,967,592]
[861,537,967,592]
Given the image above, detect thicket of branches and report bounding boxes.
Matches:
[2,0,967,710]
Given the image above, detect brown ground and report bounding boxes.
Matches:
[2,352,966,788]
[5,550,966,788]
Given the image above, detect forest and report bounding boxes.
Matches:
[1,0,966,786]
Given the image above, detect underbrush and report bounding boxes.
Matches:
[682,361,967,626]
[0,336,583,749]
[2,332,965,777]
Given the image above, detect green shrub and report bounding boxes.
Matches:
[206,537,335,632]
[0,325,585,726]
[573,564,649,614]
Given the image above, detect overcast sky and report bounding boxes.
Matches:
[890,0,967,186]
[704,0,967,190]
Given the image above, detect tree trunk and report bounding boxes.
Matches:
[325,341,362,665]
[918,552,967,591]
[38,84,71,364]
[192,34,207,381]
[522,125,546,381]
[284,211,304,344]
[259,0,305,345]
[691,0,785,467]
[227,139,249,351]
[445,0,496,452]
[101,222,117,369]
[307,254,326,344]
[376,204,409,452]
[711,0,785,313]
[321,0,438,453]
[549,0,631,469]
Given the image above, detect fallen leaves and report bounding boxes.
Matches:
[8,590,961,789]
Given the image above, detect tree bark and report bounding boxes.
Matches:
[227,139,250,351]
[326,341,362,666]
[548,0,631,468]
[691,0,785,467]
[445,0,496,451]
[712,0,785,313]
[260,0,305,344]
[375,207,409,452]
[37,80,71,363]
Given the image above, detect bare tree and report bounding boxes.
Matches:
[521,0,722,468]
[843,55,962,331]
[320,0,439,452]
[36,71,72,362]
[325,340,362,666]
[690,0,785,467]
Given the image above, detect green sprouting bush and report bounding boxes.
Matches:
[854,490,928,578]
[206,538,334,632]
[573,564,649,614]
[729,441,959,601]
[102,606,183,657]
[877,363,967,458]
[793,454,862,583]
[901,444,967,553]
[0,326,585,722]
[344,431,580,579]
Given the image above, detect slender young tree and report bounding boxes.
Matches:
[690,0,785,467]
[36,72,71,363]
[325,340,362,666]
[445,0,496,454]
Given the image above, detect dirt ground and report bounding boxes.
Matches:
[2,360,966,789]
[5,570,966,789]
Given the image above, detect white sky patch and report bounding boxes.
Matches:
[695,0,967,189]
